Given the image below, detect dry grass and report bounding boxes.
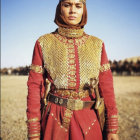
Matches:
[1,76,140,140]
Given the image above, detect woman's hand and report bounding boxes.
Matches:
[107,133,119,140]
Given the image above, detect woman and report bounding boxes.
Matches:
[27,0,119,140]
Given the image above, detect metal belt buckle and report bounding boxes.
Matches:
[67,99,84,110]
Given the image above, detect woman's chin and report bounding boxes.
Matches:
[66,21,79,26]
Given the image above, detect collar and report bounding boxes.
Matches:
[58,27,84,38]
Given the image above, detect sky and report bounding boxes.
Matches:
[1,0,140,68]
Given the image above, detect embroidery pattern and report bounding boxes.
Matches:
[85,119,96,135]
[100,63,110,72]
[30,64,44,74]
[62,109,73,129]
[58,27,84,38]
[67,42,77,89]
[78,36,103,89]
[51,113,68,132]
[38,34,103,91]
[54,33,89,46]
[106,115,119,133]
[27,117,39,123]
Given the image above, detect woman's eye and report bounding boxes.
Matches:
[76,6,82,8]
[63,3,70,7]
[76,5,82,8]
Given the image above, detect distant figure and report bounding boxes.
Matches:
[26,0,119,140]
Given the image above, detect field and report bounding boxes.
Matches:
[1,76,140,140]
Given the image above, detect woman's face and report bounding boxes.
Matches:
[61,0,84,26]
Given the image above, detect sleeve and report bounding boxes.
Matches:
[26,40,46,139]
[99,42,119,134]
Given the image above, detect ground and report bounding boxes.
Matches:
[1,76,140,140]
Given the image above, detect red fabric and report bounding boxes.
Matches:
[74,40,80,92]
[99,43,118,133]
[27,41,46,139]
[41,97,102,140]
[27,40,118,140]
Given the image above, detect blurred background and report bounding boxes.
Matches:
[1,0,140,140]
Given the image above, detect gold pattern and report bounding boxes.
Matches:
[54,33,89,46]
[107,128,119,133]
[109,115,118,118]
[85,119,96,135]
[100,63,110,72]
[62,109,73,129]
[51,113,68,132]
[67,43,77,89]
[28,133,40,138]
[38,33,103,91]
[78,36,103,89]
[58,27,84,38]
[55,89,89,99]
[67,98,84,110]
[27,118,39,123]
[30,64,44,74]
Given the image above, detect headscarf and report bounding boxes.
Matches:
[54,1,87,29]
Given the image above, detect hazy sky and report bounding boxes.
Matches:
[1,0,140,68]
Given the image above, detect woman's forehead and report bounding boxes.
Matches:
[60,0,85,4]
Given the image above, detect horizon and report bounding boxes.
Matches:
[1,56,140,69]
[1,0,140,68]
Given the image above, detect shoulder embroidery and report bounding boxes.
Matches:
[38,33,54,48]
[30,64,44,74]
[100,63,110,72]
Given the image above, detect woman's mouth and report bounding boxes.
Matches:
[68,16,76,20]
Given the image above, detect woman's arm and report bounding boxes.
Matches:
[26,40,46,140]
[99,43,119,137]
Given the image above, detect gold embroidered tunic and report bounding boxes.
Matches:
[38,30,103,91]
[27,27,118,140]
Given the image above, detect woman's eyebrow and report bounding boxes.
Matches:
[75,3,83,6]
[62,1,83,5]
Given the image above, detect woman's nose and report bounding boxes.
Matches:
[70,5,76,14]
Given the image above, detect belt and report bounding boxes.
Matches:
[47,93,95,111]
[55,89,89,99]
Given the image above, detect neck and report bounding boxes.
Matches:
[58,27,84,38]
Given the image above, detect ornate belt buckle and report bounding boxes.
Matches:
[75,99,84,110]
[67,99,84,110]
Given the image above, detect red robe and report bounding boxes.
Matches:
[27,31,118,140]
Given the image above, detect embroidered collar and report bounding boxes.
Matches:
[58,27,84,38]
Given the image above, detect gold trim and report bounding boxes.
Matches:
[27,118,39,123]
[55,89,89,99]
[58,27,84,38]
[28,133,40,138]
[106,115,118,117]
[109,115,118,118]
[107,129,119,133]
[62,109,73,129]
[100,63,110,72]
[30,64,44,74]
